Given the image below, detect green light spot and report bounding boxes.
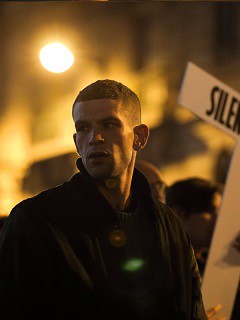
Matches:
[122,258,145,271]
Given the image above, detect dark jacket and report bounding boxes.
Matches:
[0,159,207,320]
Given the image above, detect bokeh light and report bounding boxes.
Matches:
[109,229,126,247]
[122,258,145,271]
[39,42,74,73]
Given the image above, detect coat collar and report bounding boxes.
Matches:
[76,157,155,211]
[67,158,156,235]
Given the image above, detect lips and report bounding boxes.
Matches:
[88,151,109,159]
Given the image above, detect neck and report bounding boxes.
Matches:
[95,163,135,211]
[98,180,132,211]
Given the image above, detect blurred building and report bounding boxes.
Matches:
[0,1,239,215]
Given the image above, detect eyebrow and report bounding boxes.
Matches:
[75,116,122,129]
[75,120,89,128]
[100,116,122,124]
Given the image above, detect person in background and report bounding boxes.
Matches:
[166,177,240,320]
[0,80,207,319]
[135,159,167,203]
[166,177,223,275]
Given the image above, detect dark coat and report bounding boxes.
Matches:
[0,159,207,320]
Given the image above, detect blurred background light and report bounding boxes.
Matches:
[122,258,145,271]
[0,2,237,216]
[39,42,74,73]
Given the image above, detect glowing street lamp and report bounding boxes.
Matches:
[39,42,74,73]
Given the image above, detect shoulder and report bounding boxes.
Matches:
[13,183,67,213]
[9,173,83,222]
[154,200,191,246]
[155,200,185,227]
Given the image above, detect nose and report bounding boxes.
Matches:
[88,130,105,145]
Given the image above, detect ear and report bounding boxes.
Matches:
[73,133,80,156]
[133,124,149,151]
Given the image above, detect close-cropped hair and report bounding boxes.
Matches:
[72,79,141,125]
[166,177,223,217]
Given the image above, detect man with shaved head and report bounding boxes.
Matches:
[0,79,206,319]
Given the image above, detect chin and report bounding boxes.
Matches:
[86,164,113,180]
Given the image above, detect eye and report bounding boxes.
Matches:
[77,126,89,133]
[104,122,115,128]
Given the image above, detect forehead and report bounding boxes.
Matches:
[73,98,123,121]
[147,173,163,185]
[137,165,163,183]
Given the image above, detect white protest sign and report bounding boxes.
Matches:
[178,62,240,319]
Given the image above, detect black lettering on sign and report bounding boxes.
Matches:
[233,101,240,134]
[226,97,238,129]
[218,92,228,124]
[207,86,240,135]
[207,86,219,116]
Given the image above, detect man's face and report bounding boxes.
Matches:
[73,98,135,180]
[142,170,166,203]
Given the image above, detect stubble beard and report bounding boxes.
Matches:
[84,157,115,181]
